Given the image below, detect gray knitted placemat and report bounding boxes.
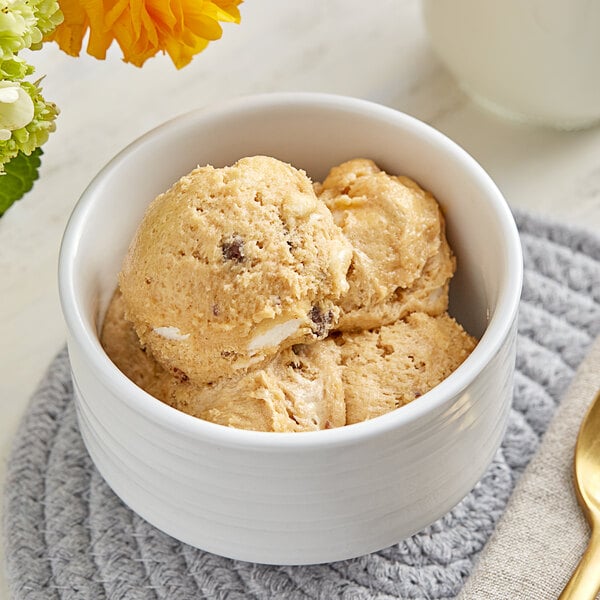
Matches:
[4,210,600,600]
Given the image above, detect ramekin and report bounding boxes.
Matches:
[59,93,522,565]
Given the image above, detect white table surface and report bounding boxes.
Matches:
[2,1,600,596]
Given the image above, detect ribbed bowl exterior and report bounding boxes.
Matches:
[69,322,516,564]
[59,93,522,565]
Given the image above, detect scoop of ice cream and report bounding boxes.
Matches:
[102,289,346,433]
[105,155,476,432]
[337,312,477,425]
[316,159,450,331]
[100,289,175,402]
[119,156,352,386]
[169,341,344,432]
[335,209,456,331]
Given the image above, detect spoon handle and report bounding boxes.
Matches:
[558,527,600,599]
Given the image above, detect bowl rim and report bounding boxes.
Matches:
[58,91,523,450]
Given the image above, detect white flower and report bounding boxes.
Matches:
[0,80,34,140]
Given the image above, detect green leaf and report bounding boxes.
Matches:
[0,147,42,216]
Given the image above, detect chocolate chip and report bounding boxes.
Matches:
[286,408,300,425]
[212,304,220,316]
[172,367,189,383]
[221,235,244,263]
[309,306,333,338]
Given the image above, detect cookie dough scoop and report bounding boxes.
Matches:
[119,156,352,385]
[101,290,346,432]
[317,159,451,331]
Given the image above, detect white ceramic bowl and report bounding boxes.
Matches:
[59,93,522,565]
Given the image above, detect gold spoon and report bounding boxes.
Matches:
[559,389,600,600]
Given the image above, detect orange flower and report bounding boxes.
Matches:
[46,0,242,69]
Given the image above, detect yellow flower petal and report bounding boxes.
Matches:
[45,0,89,56]
[49,0,243,68]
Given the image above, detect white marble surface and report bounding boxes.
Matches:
[1,1,599,596]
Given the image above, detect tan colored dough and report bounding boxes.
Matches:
[336,214,456,331]
[100,289,345,432]
[338,312,477,425]
[103,156,476,434]
[317,159,453,331]
[169,341,344,432]
[100,289,173,402]
[119,156,352,386]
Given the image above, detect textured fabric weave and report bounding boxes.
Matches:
[4,209,600,600]
[457,334,600,600]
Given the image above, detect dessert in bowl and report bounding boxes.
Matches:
[58,92,522,565]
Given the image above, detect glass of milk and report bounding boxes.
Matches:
[422,0,600,129]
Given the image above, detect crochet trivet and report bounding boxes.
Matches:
[4,210,600,600]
